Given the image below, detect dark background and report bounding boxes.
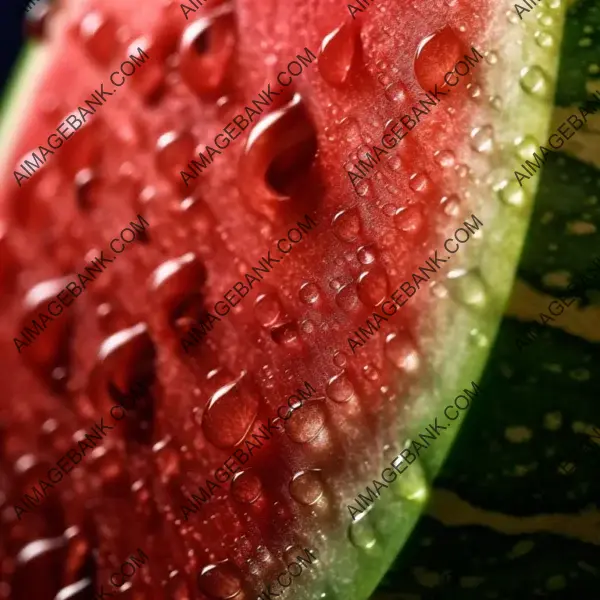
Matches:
[0,0,37,100]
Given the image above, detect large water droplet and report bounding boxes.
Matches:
[178,5,236,96]
[335,284,359,311]
[332,208,361,242]
[201,373,260,449]
[299,282,320,305]
[348,513,377,550]
[414,26,467,92]
[388,447,430,503]
[289,470,325,505]
[384,333,420,372]
[357,268,389,306]
[20,277,74,392]
[393,206,424,235]
[446,270,488,308]
[90,322,157,444]
[470,125,494,153]
[318,22,358,87]
[326,372,356,403]
[284,399,327,444]
[240,93,318,219]
[197,562,243,600]
[149,252,207,329]
[155,131,197,187]
[519,65,550,97]
[79,11,119,65]
[127,37,165,100]
[254,293,283,327]
[231,469,263,504]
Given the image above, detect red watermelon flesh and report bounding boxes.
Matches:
[0,0,560,598]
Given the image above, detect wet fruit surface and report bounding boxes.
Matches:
[0,0,565,598]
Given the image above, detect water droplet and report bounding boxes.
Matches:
[201,373,260,449]
[179,5,236,95]
[348,514,377,550]
[519,65,550,97]
[335,284,359,311]
[25,0,53,40]
[289,470,325,505]
[357,245,376,265]
[414,26,466,92]
[363,363,380,382]
[240,93,317,218]
[326,372,355,403]
[515,135,539,160]
[357,268,389,306]
[333,351,347,368]
[127,36,165,100]
[409,172,430,193]
[470,125,494,153]
[20,278,74,393]
[384,80,408,103]
[446,270,488,308]
[155,131,197,187]
[58,115,103,178]
[535,31,555,48]
[271,321,301,349]
[393,206,424,234]
[254,293,283,327]
[74,169,102,212]
[90,323,157,445]
[231,469,263,503]
[434,149,455,168]
[318,22,357,87]
[499,181,528,208]
[150,253,207,330]
[332,208,361,242]
[284,399,327,444]
[538,13,555,27]
[79,11,119,65]
[299,282,320,305]
[388,447,430,502]
[197,562,243,600]
[384,333,420,372]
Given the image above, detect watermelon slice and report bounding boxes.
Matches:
[0,0,565,598]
